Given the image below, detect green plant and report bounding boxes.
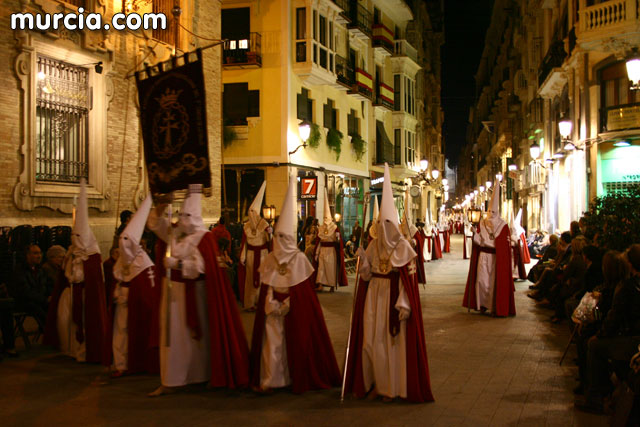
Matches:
[223,125,237,148]
[307,123,321,149]
[326,128,343,160]
[581,186,640,251]
[351,133,366,162]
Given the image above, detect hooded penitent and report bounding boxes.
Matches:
[248,181,266,229]
[377,163,416,267]
[319,188,337,236]
[485,180,507,235]
[113,194,154,282]
[260,175,314,287]
[514,209,525,236]
[66,179,100,283]
[401,192,418,240]
[178,184,207,235]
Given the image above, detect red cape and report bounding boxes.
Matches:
[443,228,451,253]
[431,231,442,260]
[462,226,516,317]
[312,226,349,287]
[412,231,427,284]
[249,278,341,393]
[120,267,160,374]
[153,234,250,388]
[520,234,531,263]
[343,265,434,403]
[512,242,527,280]
[43,253,111,365]
[237,231,270,305]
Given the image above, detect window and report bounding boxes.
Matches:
[394,129,401,165]
[296,8,307,62]
[323,99,337,129]
[347,109,359,136]
[373,7,381,25]
[36,55,89,183]
[394,75,401,111]
[153,0,181,47]
[297,88,314,122]
[319,15,327,47]
[223,83,260,125]
[405,131,415,166]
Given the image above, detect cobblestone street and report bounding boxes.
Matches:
[0,235,607,426]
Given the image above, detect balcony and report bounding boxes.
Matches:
[375,121,394,166]
[578,0,639,50]
[600,102,640,133]
[372,24,393,57]
[347,1,372,40]
[334,54,354,90]
[348,68,373,101]
[373,81,394,111]
[391,39,420,74]
[293,39,338,86]
[332,0,351,25]
[537,40,567,98]
[223,33,262,69]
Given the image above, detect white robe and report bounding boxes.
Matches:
[112,284,129,371]
[148,210,211,387]
[423,231,433,262]
[464,224,473,258]
[472,221,501,312]
[56,286,86,362]
[260,286,291,389]
[358,243,411,398]
[241,221,270,308]
[315,224,339,288]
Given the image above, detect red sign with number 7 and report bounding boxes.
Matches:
[300,177,318,200]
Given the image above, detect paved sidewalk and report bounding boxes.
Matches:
[0,235,607,426]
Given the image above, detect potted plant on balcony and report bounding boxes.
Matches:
[351,132,366,162]
[223,117,237,148]
[326,127,343,160]
[307,123,321,149]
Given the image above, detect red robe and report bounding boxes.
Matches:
[520,234,531,264]
[431,231,442,260]
[412,231,427,284]
[462,226,516,317]
[312,226,349,287]
[443,227,451,253]
[44,253,111,365]
[512,242,527,280]
[117,267,160,374]
[249,279,341,393]
[343,265,434,403]
[153,234,250,388]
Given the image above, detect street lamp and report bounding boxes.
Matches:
[334,212,342,223]
[289,119,312,155]
[558,119,576,150]
[479,185,485,192]
[420,158,428,171]
[485,180,492,189]
[627,55,640,90]
[431,169,440,180]
[508,163,517,171]
[496,172,503,182]
[442,178,448,186]
[474,190,479,196]
[529,141,541,160]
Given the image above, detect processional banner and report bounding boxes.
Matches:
[135,49,211,195]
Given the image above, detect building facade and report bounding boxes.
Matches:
[1,0,222,255]
[221,0,444,235]
[459,0,640,234]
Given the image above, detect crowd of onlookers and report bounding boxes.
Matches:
[525,219,640,416]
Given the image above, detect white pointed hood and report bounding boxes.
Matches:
[319,187,337,236]
[71,178,100,256]
[514,208,525,236]
[248,181,266,228]
[484,182,507,235]
[113,194,154,282]
[260,174,313,287]
[369,195,380,239]
[377,163,415,267]
[178,184,207,235]
[401,192,417,239]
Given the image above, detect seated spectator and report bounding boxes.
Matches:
[528,234,559,283]
[576,244,640,414]
[10,245,51,331]
[345,234,357,258]
[549,237,587,322]
[573,250,625,396]
[0,282,17,357]
[564,245,604,320]
[42,245,65,286]
[570,221,583,240]
[528,231,572,301]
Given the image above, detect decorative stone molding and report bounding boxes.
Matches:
[12,35,112,213]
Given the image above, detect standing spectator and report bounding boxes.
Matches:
[299,217,314,250]
[211,216,232,244]
[10,244,51,331]
[112,210,133,249]
[345,234,357,258]
[352,220,362,249]
[42,245,65,286]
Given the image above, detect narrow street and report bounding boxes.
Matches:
[0,235,607,426]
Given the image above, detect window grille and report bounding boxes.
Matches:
[36,55,89,183]
[153,0,180,47]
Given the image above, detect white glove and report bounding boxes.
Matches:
[266,226,273,234]
[398,307,411,321]
[163,256,179,269]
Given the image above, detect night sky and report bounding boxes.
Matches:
[442,0,494,166]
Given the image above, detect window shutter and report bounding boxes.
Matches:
[324,102,331,128]
[223,83,249,124]
[248,90,260,117]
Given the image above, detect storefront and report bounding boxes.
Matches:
[326,173,365,239]
[597,140,640,196]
